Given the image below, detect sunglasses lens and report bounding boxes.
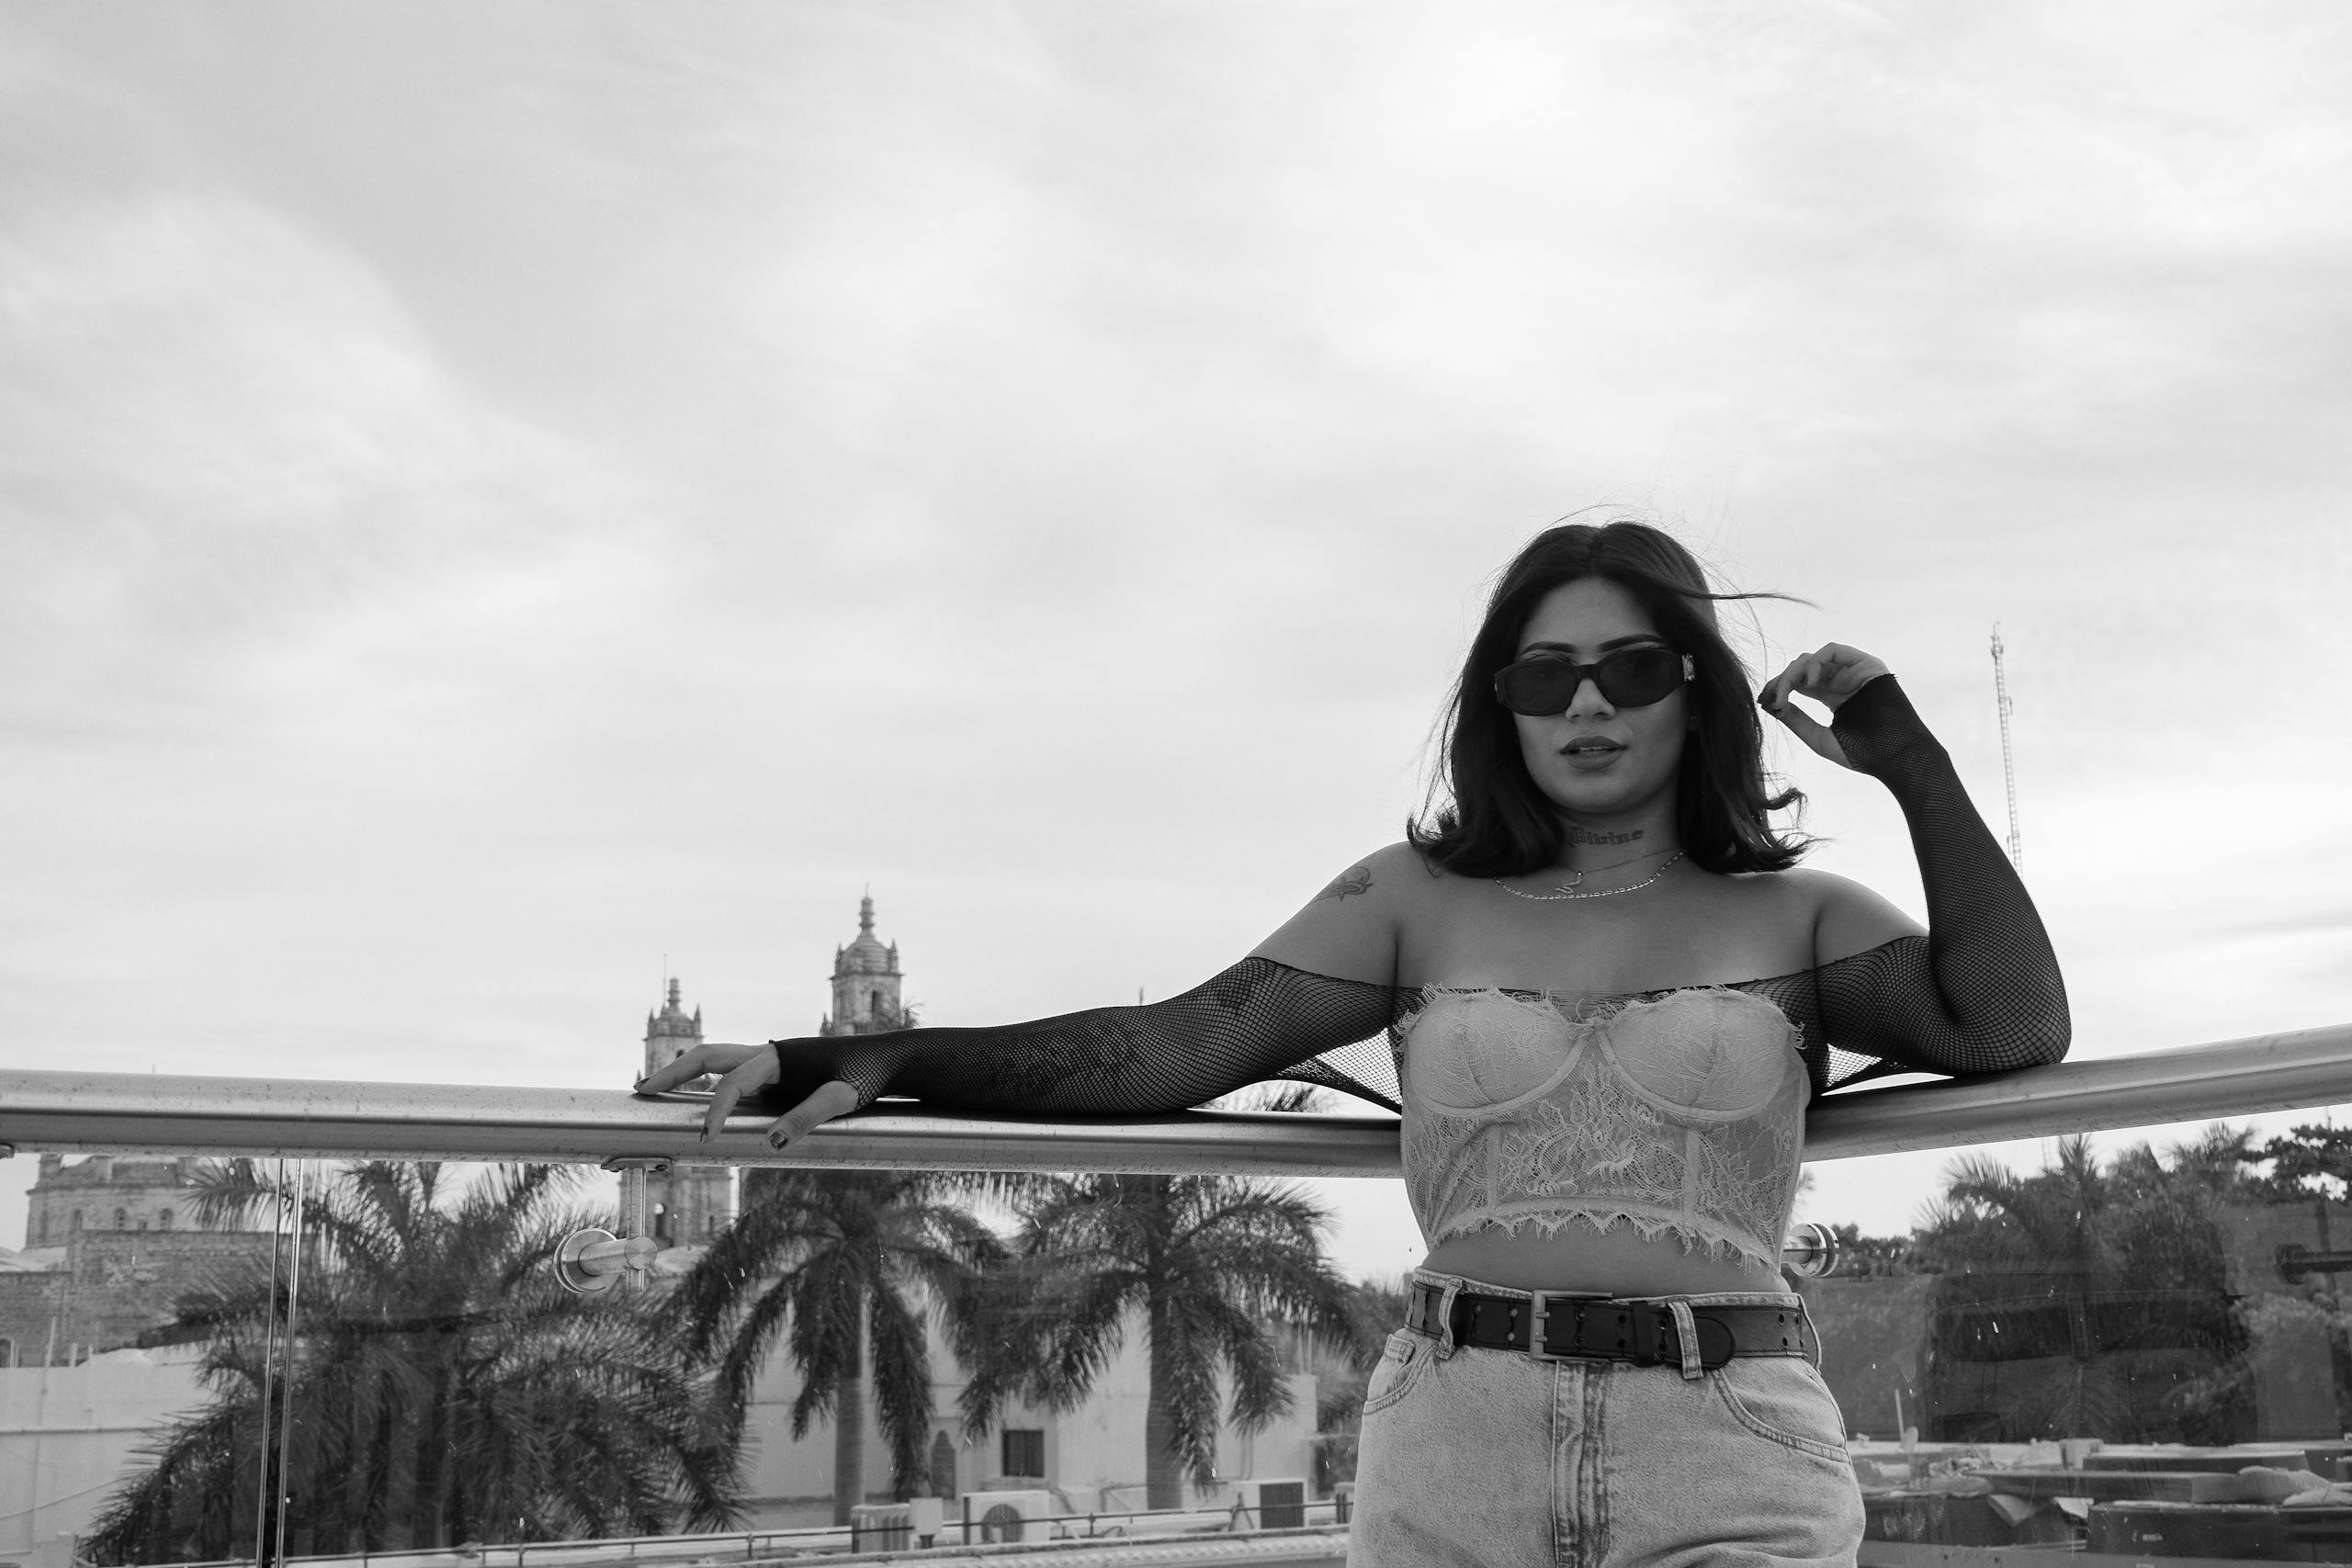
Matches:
[1496,660,1579,716]
[1597,648,1684,707]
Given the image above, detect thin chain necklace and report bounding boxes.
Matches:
[1496,850,1687,901]
[1555,843,1676,878]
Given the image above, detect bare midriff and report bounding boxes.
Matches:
[1420,1222,1784,1297]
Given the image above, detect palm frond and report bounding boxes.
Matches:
[865,1285,937,1500]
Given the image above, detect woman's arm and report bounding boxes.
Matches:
[637,848,1407,1144]
[1764,649,2071,1076]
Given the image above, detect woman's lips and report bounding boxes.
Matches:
[1560,738,1624,772]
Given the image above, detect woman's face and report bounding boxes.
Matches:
[1510,576,1690,826]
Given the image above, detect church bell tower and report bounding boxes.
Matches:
[643,976,703,1081]
[820,894,905,1034]
[640,976,734,1247]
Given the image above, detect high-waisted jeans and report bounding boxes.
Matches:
[1349,1275,1865,1568]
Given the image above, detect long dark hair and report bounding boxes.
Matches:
[1408,520,1807,877]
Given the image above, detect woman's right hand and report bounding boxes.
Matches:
[633,1044,863,1147]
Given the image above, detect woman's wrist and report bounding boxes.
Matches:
[1828,674,1949,784]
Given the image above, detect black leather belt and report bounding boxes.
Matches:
[1406,1281,1815,1370]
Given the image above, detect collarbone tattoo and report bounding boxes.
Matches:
[1563,826,1645,846]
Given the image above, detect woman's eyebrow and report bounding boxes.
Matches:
[1521,635,1668,655]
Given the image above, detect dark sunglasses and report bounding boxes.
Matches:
[1492,647,1694,716]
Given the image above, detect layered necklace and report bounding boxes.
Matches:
[1495,846,1686,901]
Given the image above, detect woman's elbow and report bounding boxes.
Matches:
[2018,1002,2072,1067]
[1954,1005,2068,1073]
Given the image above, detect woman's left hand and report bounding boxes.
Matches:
[1758,642,1893,771]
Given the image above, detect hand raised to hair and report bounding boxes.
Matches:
[633,1042,865,1148]
[1757,642,1893,771]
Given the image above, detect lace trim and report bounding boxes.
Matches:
[1404,978,1803,1026]
[1427,1205,1786,1274]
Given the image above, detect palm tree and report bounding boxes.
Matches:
[962,1173,1351,1511]
[672,1168,1007,1525]
[1924,1133,2111,1283]
[1910,1129,2256,1443]
[85,1161,738,1565]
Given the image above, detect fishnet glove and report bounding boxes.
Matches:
[1816,674,2071,1077]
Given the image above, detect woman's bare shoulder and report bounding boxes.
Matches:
[1248,841,1436,984]
[1758,865,1927,962]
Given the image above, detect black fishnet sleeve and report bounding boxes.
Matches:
[1812,674,2071,1083]
[764,958,1404,1115]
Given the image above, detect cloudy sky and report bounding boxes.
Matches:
[5,1,2348,1277]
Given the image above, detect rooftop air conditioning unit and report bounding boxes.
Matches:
[846,1504,910,1553]
[960,1487,1057,1543]
[849,1498,947,1551]
[1231,1477,1308,1530]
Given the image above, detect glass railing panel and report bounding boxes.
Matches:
[1804,1114,2352,1565]
[0,1148,1358,1568]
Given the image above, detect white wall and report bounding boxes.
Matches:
[1043,1328,1317,1515]
[0,1348,207,1568]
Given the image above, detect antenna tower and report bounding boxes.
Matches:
[1990,625,2022,870]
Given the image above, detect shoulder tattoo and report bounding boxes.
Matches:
[1314,863,1374,903]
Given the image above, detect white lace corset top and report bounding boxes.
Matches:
[1396,987,1810,1270]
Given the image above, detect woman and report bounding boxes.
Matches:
[637,521,2069,1566]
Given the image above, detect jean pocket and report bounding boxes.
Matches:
[1712,1357,1850,1466]
[1361,1328,1436,1416]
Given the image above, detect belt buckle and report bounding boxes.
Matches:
[1523,1292,1609,1362]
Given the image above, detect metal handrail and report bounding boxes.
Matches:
[120,1498,1351,1568]
[4,1019,2349,1173]
[134,1507,1353,1568]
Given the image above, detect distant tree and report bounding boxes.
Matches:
[85,1161,735,1565]
[2242,1123,2352,1201]
[672,1168,1007,1525]
[1204,1082,1337,1116]
[1827,1224,1918,1278]
[962,1174,1351,1510]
